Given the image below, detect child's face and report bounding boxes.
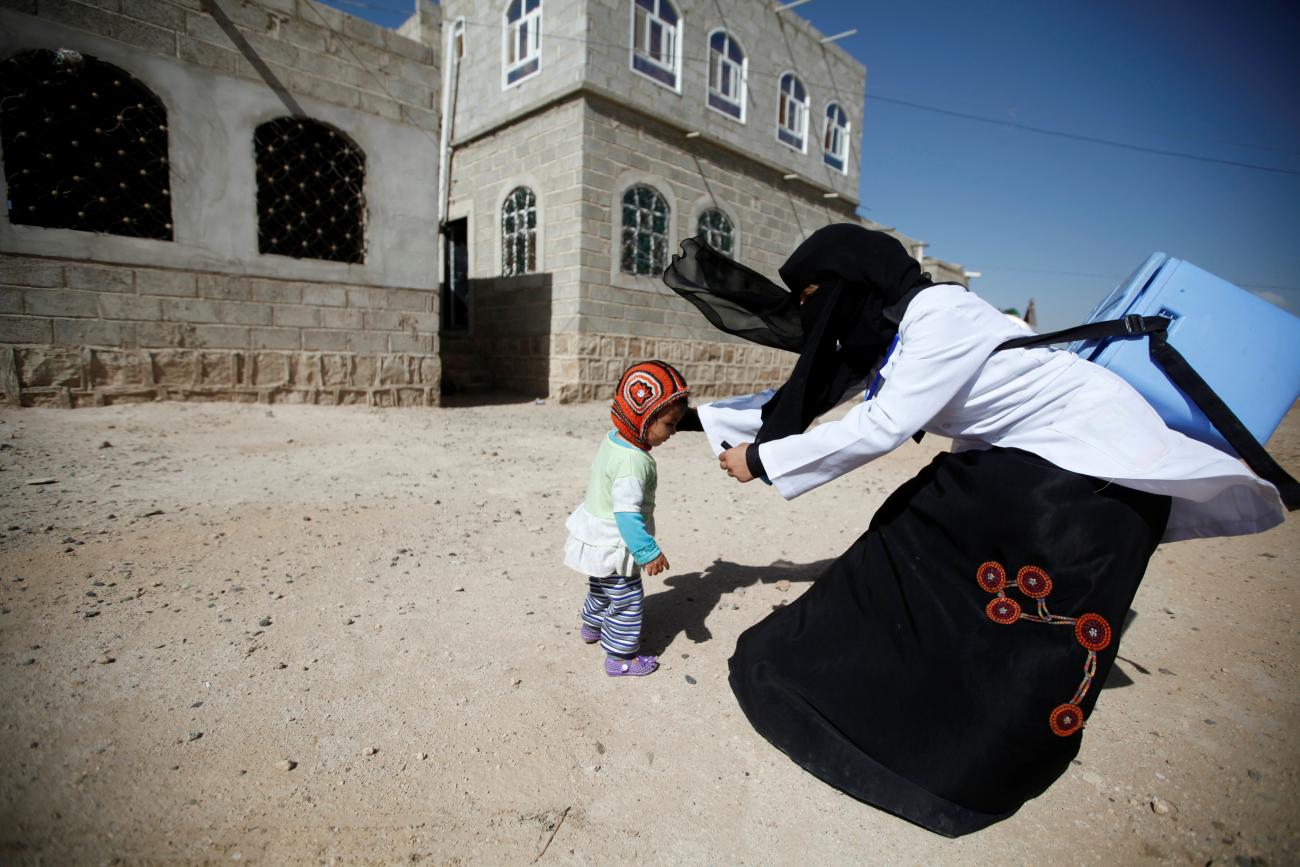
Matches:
[645,401,686,449]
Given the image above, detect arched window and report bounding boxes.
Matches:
[823,102,849,172]
[777,72,808,152]
[620,184,668,276]
[254,117,365,264]
[706,30,746,121]
[697,208,734,257]
[631,0,680,90]
[501,185,537,275]
[0,49,173,239]
[504,0,541,86]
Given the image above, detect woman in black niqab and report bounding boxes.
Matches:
[663,224,933,446]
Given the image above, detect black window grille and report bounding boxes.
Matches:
[501,185,536,276]
[254,117,365,264]
[0,48,173,240]
[697,208,734,256]
[620,183,669,276]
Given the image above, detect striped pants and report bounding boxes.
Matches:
[582,575,644,656]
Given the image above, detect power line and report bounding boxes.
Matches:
[867,94,1300,177]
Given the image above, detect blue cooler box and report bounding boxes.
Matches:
[1068,253,1300,455]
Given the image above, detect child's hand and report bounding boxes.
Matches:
[644,553,670,576]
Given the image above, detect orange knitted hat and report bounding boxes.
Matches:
[611,360,690,450]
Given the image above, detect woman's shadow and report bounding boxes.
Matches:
[639,557,833,656]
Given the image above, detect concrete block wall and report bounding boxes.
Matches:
[439,0,589,144]
[440,97,587,398]
[0,256,440,406]
[559,93,859,401]
[583,0,864,201]
[0,0,442,407]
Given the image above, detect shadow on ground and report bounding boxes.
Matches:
[640,557,833,656]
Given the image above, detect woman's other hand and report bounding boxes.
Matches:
[720,443,756,483]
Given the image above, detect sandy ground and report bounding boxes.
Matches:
[0,396,1296,866]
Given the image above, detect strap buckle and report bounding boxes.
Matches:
[1124,313,1144,334]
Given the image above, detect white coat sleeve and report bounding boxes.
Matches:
[696,389,775,456]
[758,300,1010,500]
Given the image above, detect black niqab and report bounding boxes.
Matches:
[663,223,934,443]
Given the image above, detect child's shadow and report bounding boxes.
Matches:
[639,557,833,656]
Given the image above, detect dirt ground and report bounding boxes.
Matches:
[0,396,1296,865]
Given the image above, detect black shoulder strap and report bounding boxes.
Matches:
[997,316,1299,511]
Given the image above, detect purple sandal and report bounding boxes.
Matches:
[605,655,658,677]
[580,624,601,644]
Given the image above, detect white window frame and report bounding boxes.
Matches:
[706,28,746,123]
[501,185,539,276]
[696,207,736,257]
[629,0,682,93]
[619,182,671,277]
[776,71,808,153]
[503,0,541,89]
[822,101,850,173]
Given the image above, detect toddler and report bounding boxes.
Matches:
[563,360,689,677]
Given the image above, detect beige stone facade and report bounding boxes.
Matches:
[0,0,442,407]
[0,0,972,408]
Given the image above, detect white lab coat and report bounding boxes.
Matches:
[698,283,1285,543]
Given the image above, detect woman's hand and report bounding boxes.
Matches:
[644,553,670,576]
[720,443,756,483]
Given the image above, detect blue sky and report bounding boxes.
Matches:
[328,0,1300,332]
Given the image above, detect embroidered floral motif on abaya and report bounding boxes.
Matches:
[976,561,1112,737]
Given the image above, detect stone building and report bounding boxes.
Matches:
[436,0,968,402]
[0,0,442,407]
[0,0,969,408]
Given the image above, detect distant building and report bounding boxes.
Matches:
[0,0,969,408]
[434,0,967,401]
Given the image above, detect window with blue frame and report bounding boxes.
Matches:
[823,102,849,172]
[777,72,808,152]
[504,0,541,87]
[631,0,680,90]
[502,186,537,275]
[707,30,745,121]
[697,208,734,256]
[621,184,669,275]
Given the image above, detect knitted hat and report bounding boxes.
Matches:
[611,360,690,450]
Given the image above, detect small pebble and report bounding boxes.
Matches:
[187,731,203,742]
[454,586,465,592]
[685,675,697,685]
[258,618,272,627]
[95,655,115,665]
[1150,796,1174,816]
[415,752,428,761]
[275,759,297,771]
[20,658,36,666]
[775,579,791,592]
[363,746,377,756]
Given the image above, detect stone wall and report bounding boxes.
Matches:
[0,0,442,407]
[0,254,438,406]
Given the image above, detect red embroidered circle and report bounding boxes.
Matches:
[976,561,1007,593]
[1015,565,1053,599]
[985,596,1021,624]
[1074,613,1112,651]
[1049,703,1085,736]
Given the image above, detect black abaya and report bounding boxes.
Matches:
[728,447,1171,837]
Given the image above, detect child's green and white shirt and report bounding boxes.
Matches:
[564,430,660,577]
